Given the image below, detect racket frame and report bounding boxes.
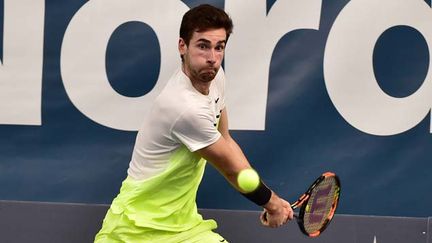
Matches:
[295,172,341,237]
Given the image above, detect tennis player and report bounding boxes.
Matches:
[95,4,293,242]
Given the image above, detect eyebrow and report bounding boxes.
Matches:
[196,38,226,45]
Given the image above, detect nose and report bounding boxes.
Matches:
[207,49,216,65]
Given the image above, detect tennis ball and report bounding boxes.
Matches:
[237,168,260,193]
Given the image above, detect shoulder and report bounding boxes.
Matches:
[175,101,213,126]
[171,102,220,152]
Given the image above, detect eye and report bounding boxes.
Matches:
[198,43,208,50]
[215,45,225,51]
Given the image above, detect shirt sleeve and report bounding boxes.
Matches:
[171,106,221,152]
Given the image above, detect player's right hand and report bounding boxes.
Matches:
[260,193,294,228]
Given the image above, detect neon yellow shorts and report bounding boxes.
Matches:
[94,209,229,243]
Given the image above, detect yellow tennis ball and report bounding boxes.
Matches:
[237,168,260,193]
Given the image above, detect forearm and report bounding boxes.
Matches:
[198,135,252,191]
[225,136,248,166]
[204,108,293,226]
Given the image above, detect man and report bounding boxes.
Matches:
[95,4,293,242]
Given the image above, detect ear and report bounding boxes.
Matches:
[178,38,187,55]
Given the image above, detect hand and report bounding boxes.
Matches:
[260,192,294,228]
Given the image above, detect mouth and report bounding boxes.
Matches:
[199,68,217,81]
[203,66,218,74]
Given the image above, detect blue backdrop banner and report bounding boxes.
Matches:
[0,0,431,217]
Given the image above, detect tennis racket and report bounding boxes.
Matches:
[263,172,341,237]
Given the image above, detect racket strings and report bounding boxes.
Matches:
[302,176,339,234]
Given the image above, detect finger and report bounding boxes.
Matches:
[260,211,270,226]
[269,222,279,228]
[288,208,294,220]
[282,199,291,208]
[265,217,277,228]
[284,214,290,224]
[263,215,279,228]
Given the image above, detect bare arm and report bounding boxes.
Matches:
[196,108,249,190]
[196,108,293,227]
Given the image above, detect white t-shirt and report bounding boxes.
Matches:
[127,67,226,180]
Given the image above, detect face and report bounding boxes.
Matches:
[179,28,227,83]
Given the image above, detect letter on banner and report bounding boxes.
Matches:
[0,0,44,125]
[224,0,322,130]
[61,0,188,131]
[324,0,432,135]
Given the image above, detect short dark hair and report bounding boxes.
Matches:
[180,4,233,45]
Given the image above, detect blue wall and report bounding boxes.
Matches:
[0,0,431,217]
